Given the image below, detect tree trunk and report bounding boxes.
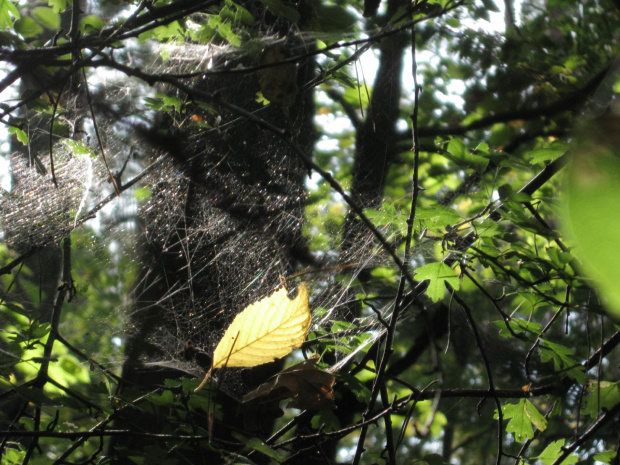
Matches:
[111,36,316,462]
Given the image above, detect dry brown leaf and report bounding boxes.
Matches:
[242,356,336,411]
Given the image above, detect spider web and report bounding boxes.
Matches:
[0,36,412,399]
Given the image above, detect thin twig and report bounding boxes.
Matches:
[449,287,504,465]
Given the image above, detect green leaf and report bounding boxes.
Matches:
[33,6,60,29]
[147,390,175,406]
[529,147,565,165]
[311,409,340,433]
[415,205,463,227]
[594,450,618,464]
[222,0,255,26]
[243,437,285,462]
[364,205,407,234]
[79,14,105,33]
[497,184,532,203]
[0,0,19,29]
[535,439,578,465]
[8,126,28,145]
[134,186,152,202]
[28,321,51,339]
[539,339,586,384]
[216,21,240,46]
[561,118,620,320]
[415,262,460,302]
[444,137,489,173]
[495,399,547,443]
[3,447,25,465]
[580,381,620,419]
[491,318,541,338]
[14,16,43,37]
[48,0,66,13]
[62,139,95,157]
[337,373,371,404]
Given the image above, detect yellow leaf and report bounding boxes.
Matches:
[212,284,311,369]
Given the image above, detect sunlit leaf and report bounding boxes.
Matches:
[32,6,59,29]
[0,0,19,29]
[415,263,460,302]
[445,136,489,173]
[79,14,105,33]
[534,439,578,465]
[212,284,311,369]
[47,0,66,13]
[14,16,43,37]
[561,117,620,320]
[594,451,618,464]
[8,126,28,145]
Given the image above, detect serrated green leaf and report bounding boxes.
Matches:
[364,205,407,234]
[492,318,542,338]
[415,205,463,227]
[539,339,586,383]
[415,262,460,302]
[580,381,620,419]
[495,399,546,443]
[445,137,489,172]
[535,439,578,465]
[529,148,565,165]
[594,450,617,464]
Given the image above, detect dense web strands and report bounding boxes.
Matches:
[3,147,110,251]
[0,38,397,397]
[125,44,391,391]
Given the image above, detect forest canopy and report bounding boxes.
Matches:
[0,0,619,464]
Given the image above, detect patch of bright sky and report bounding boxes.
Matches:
[315,0,520,155]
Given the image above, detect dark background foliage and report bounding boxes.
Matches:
[0,0,619,464]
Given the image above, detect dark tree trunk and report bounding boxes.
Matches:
[111,35,316,462]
